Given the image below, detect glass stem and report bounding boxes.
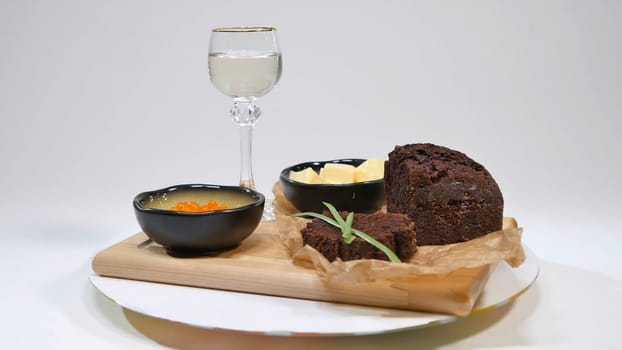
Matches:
[230,99,261,189]
[238,124,255,189]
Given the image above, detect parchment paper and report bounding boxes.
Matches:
[273,182,525,284]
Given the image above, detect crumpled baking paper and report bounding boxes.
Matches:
[273,182,525,284]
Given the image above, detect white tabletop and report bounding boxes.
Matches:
[1,1,620,349]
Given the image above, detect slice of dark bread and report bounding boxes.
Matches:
[300,212,416,261]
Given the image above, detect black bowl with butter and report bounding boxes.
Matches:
[133,184,264,256]
[279,159,385,214]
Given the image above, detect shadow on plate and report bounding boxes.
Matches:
[120,285,536,350]
[93,258,620,349]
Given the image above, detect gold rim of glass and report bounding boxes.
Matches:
[212,27,276,33]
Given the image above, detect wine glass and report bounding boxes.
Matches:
[208,27,282,220]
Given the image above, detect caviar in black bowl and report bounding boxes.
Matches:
[133,184,264,256]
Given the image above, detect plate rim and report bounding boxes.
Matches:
[89,246,539,337]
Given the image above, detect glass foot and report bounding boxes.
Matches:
[262,199,275,221]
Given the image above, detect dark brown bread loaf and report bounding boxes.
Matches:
[300,212,416,261]
[384,143,503,246]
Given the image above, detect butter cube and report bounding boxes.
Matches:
[320,163,356,184]
[354,158,385,182]
[289,167,322,184]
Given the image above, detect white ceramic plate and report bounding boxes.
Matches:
[89,246,538,336]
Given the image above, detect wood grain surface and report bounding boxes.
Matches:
[92,220,492,315]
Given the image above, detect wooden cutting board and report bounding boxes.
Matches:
[92,219,494,316]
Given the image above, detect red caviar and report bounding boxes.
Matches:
[170,200,229,212]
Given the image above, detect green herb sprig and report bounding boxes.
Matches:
[293,202,401,263]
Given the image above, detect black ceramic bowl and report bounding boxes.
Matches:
[279,159,385,213]
[133,184,264,256]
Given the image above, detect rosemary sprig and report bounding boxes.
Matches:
[293,202,401,263]
[344,212,354,243]
[323,202,355,244]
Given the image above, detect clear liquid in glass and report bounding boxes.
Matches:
[208,52,282,99]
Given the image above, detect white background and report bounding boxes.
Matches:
[1,0,620,349]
